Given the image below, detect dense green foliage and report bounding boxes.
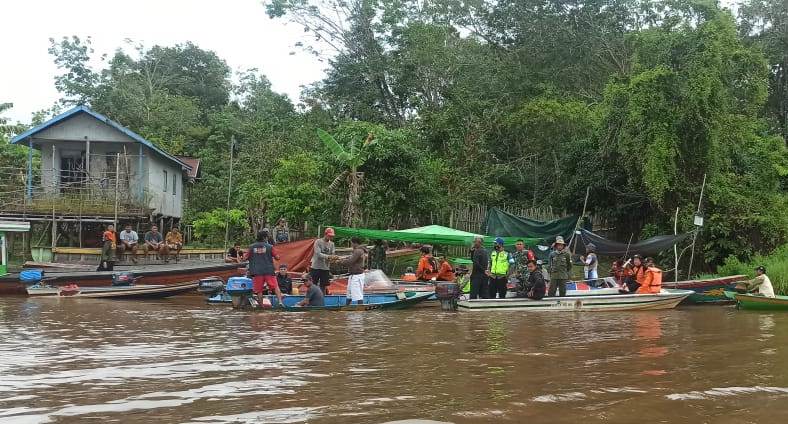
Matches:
[1,0,785,272]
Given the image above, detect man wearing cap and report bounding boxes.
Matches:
[470,236,489,299]
[487,237,515,299]
[310,227,336,294]
[741,266,775,298]
[548,235,572,297]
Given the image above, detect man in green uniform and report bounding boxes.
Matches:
[548,235,572,297]
[510,239,531,283]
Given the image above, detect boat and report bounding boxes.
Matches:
[26,281,199,299]
[457,290,693,312]
[733,293,788,311]
[0,262,244,296]
[661,275,747,304]
[241,291,435,311]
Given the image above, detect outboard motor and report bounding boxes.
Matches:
[226,276,256,309]
[435,281,460,311]
[112,272,135,286]
[20,269,44,286]
[197,277,225,296]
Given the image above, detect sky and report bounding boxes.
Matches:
[0,0,326,124]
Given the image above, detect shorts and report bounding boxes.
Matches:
[347,273,365,301]
[252,275,278,294]
[311,269,332,287]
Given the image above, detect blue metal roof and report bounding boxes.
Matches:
[10,105,190,170]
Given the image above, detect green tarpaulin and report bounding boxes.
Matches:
[483,208,578,242]
[332,225,540,248]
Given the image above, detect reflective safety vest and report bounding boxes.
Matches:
[457,275,471,294]
[490,250,511,275]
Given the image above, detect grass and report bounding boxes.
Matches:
[717,244,788,295]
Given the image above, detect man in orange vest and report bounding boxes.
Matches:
[636,257,662,294]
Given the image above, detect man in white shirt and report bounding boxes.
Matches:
[118,224,139,264]
[744,266,775,298]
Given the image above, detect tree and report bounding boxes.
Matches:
[317,128,375,226]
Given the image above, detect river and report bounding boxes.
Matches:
[0,297,787,423]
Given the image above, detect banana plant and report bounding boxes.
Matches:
[317,128,375,227]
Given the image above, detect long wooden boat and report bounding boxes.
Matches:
[661,275,747,304]
[237,292,434,311]
[0,262,245,296]
[26,281,199,299]
[457,290,693,312]
[734,293,788,311]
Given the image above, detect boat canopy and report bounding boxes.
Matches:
[332,225,541,248]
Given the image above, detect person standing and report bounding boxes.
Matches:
[118,224,139,264]
[245,230,284,305]
[487,237,513,299]
[310,227,336,294]
[341,237,367,305]
[273,218,290,244]
[510,239,531,283]
[739,266,775,298]
[581,243,599,280]
[470,237,489,299]
[548,236,572,297]
[369,239,387,271]
[97,224,117,271]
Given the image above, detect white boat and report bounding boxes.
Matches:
[26,281,198,299]
[458,289,693,312]
[505,276,622,298]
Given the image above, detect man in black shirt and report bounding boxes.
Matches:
[225,243,243,263]
[276,264,293,295]
[470,237,489,299]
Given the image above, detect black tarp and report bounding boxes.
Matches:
[483,208,579,242]
[580,229,692,257]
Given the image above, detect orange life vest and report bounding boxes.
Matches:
[637,267,662,294]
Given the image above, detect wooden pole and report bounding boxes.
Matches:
[114,152,120,229]
[674,206,679,283]
[687,173,707,279]
[223,136,235,252]
[570,186,591,256]
[51,145,56,251]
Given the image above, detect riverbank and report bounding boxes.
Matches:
[717,244,788,295]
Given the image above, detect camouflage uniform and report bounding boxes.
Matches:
[510,250,530,280]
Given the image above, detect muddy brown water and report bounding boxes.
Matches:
[0,297,787,423]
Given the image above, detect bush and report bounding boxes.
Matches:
[192,208,249,246]
[718,244,788,295]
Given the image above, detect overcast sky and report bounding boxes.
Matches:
[0,0,326,124]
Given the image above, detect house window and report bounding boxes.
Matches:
[163,170,168,192]
[172,174,177,196]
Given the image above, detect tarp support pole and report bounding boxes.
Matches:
[687,174,706,279]
[674,207,679,283]
[570,186,590,256]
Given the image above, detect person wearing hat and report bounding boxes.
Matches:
[469,236,489,299]
[455,265,471,298]
[740,266,775,298]
[486,237,515,299]
[310,227,336,294]
[548,235,572,297]
[276,263,293,295]
[581,243,599,281]
[296,273,325,307]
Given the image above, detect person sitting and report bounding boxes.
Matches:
[516,260,546,300]
[118,224,139,264]
[273,218,290,244]
[296,274,325,307]
[144,225,168,261]
[738,266,775,298]
[455,265,471,298]
[436,256,455,281]
[620,255,646,293]
[225,243,244,263]
[402,266,418,282]
[164,227,183,263]
[277,264,293,295]
[610,260,626,286]
[416,245,439,281]
[636,257,662,294]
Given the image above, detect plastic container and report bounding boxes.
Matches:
[19,269,44,285]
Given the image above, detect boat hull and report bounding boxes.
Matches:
[457,290,693,312]
[0,263,244,296]
[661,275,746,304]
[26,281,200,299]
[734,294,788,311]
[235,292,434,311]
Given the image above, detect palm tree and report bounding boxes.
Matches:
[317,128,375,226]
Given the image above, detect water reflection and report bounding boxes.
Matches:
[0,298,787,423]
